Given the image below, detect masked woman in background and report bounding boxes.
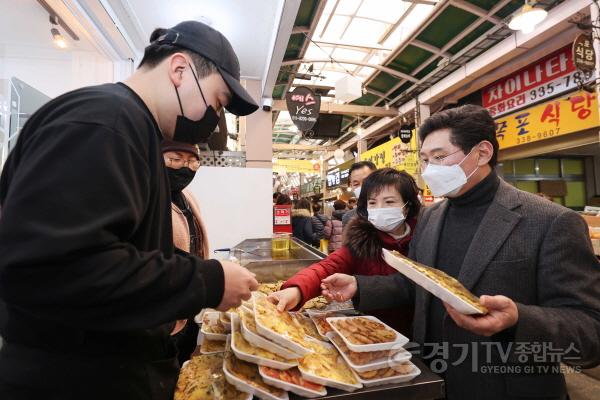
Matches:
[162,140,210,364]
[268,168,420,335]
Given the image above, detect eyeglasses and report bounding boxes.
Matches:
[165,157,201,171]
[420,148,464,168]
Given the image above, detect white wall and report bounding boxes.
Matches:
[187,167,273,253]
[0,44,113,98]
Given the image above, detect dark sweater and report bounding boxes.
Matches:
[427,171,500,346]
[0,83,224,384]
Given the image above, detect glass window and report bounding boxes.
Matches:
[500,161,514,176]
[537,159,560,176]
[514,159,535,175]
[562,159,584,175]
[565,181,586,209]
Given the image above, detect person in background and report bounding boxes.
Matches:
[323,200,347,253]
[311,202,329,240]
[0,20,259,399]
[342,161,377,228]
[275,193,292,205]
[291,198,320,246]
[269,168,421,335]
[161,140,209,365]
[347,197,357,210]
[273,192,280,206]
[320,105,600,400]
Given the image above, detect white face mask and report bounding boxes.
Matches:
[353,186,361,199]
[421,146,479,197]
[367,204,406,232]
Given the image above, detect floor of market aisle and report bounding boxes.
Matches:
[566,366,600,399]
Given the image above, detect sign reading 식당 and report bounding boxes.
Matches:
[495,89,599,149]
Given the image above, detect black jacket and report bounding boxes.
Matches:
[0,83,224,395]
[292,209,319,246]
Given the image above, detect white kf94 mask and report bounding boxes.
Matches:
[367,204,406,232]
[421,146,479,197]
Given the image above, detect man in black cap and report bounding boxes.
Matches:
[0,21,259,399]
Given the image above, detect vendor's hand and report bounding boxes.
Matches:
[267,287,302,312]
[444,295,518,337]
[320,273,357,302]
[217,261,259,311]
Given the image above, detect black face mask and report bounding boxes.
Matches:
[172,64,220,144]
[167,167,196,193]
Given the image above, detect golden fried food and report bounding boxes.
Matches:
[309,312,344,336]
[390,250,488,313]
[254,297,310,348]
[257,281,284,296]
[357,363,413,380]
[232,331,289,363]
[174,354,248,400]
[299,351,358,385]
[260,366,324,392]
[300,296,328,311]
[200,338,226,354]
[329,334,389,365]
[224,353,286,397]
[330,317,397,345]
[202,313,226,334]
[290,313,320,339]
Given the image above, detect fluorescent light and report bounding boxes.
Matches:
[51,28,67,49]
[508,2,547,34]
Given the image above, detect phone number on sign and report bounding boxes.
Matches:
[514,127,562,145]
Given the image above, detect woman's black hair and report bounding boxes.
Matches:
[356,168,421,221]
[295,198,312,211]
[138,28,218,78]
[275,194,292,205]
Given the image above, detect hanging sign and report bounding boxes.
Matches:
[285,86,321,132]
[495,89,599,149]
[483,45,594,118]
[573,33,596,73]
[399,126,413,144]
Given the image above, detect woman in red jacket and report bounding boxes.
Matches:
[268,168,421,335]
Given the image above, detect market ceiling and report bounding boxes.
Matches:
[272,0,564,147]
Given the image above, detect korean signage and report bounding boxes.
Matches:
[326,159,353,190]
[285,86,320,132]
[273,205,292,233]
[483,45,595,118]
[495,90,599,150]
[359,132,419,175]
[273,159,321,174]
[573,33,595,73]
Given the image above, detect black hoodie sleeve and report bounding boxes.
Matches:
[0,122,224,331]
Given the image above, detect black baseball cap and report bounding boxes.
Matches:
[154,21,259,116]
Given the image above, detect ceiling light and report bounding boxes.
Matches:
[356,126,364,137]
[272,157,278,163]
[508,1,547,34]
[51,28,67,49]
[311,159,317,165]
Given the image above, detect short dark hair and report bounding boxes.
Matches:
[356,168,421,221]
[275,194,292,205]
[418,104,499,167]
[333,200,347,210]
[295,198,312,211]
[312,203,321,213]
[348,197,357,204]
[348,161,377,180]
[138,28,218,79]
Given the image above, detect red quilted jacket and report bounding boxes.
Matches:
[282,216,417,335]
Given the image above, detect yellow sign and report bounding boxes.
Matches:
[359,133,419,174]
[495,90,599,149]
[273,159,321,174]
